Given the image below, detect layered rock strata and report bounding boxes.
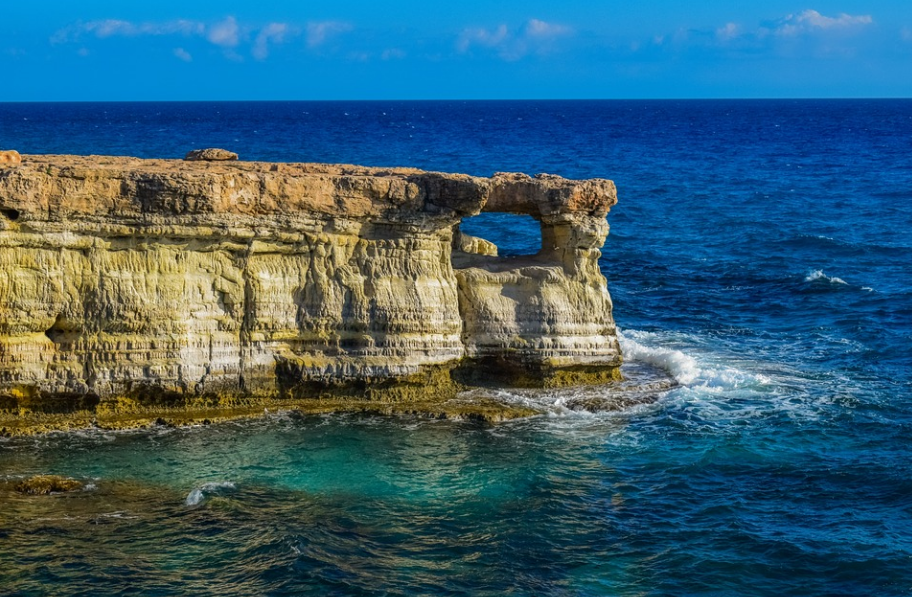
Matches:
[0,154,620,426]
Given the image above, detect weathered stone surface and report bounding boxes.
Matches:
[184,148,239,161]
[14,475,83,494]
[0,150,21,168]
[453,174,621,387]
[0,154,620,429]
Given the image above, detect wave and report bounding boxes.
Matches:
[804,269,847,285]
[618,329,769,391]
[185,481,237,506]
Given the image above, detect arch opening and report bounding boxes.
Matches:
[457,213,542,258]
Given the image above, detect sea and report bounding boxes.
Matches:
[0,100,910,596]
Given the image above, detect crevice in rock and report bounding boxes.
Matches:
[1,208,20,221]
[44,314,69,343]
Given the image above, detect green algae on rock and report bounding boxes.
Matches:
[0,155,621,433]
[13,475,84,495]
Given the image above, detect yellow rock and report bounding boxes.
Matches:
[0,150,21,168]
[0,154,621,428]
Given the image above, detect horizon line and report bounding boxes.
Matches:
[2,97,912,104]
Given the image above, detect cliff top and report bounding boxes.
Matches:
[0,154,616,223]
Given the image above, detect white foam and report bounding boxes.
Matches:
[618,330,701,385]
[618,329,770,392]
[185,481,236,506]
[804,269,847,285]
[185,489,205,506]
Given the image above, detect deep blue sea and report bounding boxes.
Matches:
[1,100,911,596]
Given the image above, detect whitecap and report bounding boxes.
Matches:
[804,269,847,285]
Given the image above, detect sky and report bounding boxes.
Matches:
[2,1,912,100]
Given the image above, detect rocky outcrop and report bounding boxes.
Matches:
[0,150,21,168]
[184,148,239,162]
[0,154,620,428]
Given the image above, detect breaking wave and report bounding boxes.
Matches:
[618,329,770,391]
[804,269,847,285]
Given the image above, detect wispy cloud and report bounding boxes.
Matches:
[253,23,289,59]
[457,18,573,60]
[774,9,873,37]
[52,16,321,60]
[716,23,741,42]
[381,48,406,60]
[206,16,239,47]
[52,18,204,43]
[902,27,912,42]
[457,25,509,52]
[173,47,192,62]
[639,8,877,56]
[306,21,352,48]
[525,19,572,39]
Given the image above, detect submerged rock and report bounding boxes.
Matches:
[14,475,83,495]
[0,154,621,432]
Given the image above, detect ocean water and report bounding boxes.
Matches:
[1,100,911,596]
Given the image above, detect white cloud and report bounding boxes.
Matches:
[207,16,239,47]
[173,47,192,62]
[306,21,352,48]
[253,23,289,59]
[716,22,740,41]
[86,19,134,37]
[457,19,572,60]
[53,16,303,59]
[457,24,509,52]
[525,19,571,38]
[52,18,205,43]
[775,10,872,36]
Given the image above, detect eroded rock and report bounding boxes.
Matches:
[0,154,621,428]
[0,150,21,168]
[184,148,239,161]
[14,475,84,494]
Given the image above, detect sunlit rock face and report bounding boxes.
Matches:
[0,155,620,414]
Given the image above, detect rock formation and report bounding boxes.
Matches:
[0,154,620,429]
[0,150,21,168]
[184,148,239,161]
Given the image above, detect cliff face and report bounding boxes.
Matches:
[0,155,619,420]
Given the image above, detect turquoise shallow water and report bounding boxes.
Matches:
[1,100,911,595]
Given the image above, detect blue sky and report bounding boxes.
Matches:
[3,1,911,100]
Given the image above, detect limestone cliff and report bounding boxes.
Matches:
[0,154,619,426]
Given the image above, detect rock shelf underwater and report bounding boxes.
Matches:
[0,154,621,434]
